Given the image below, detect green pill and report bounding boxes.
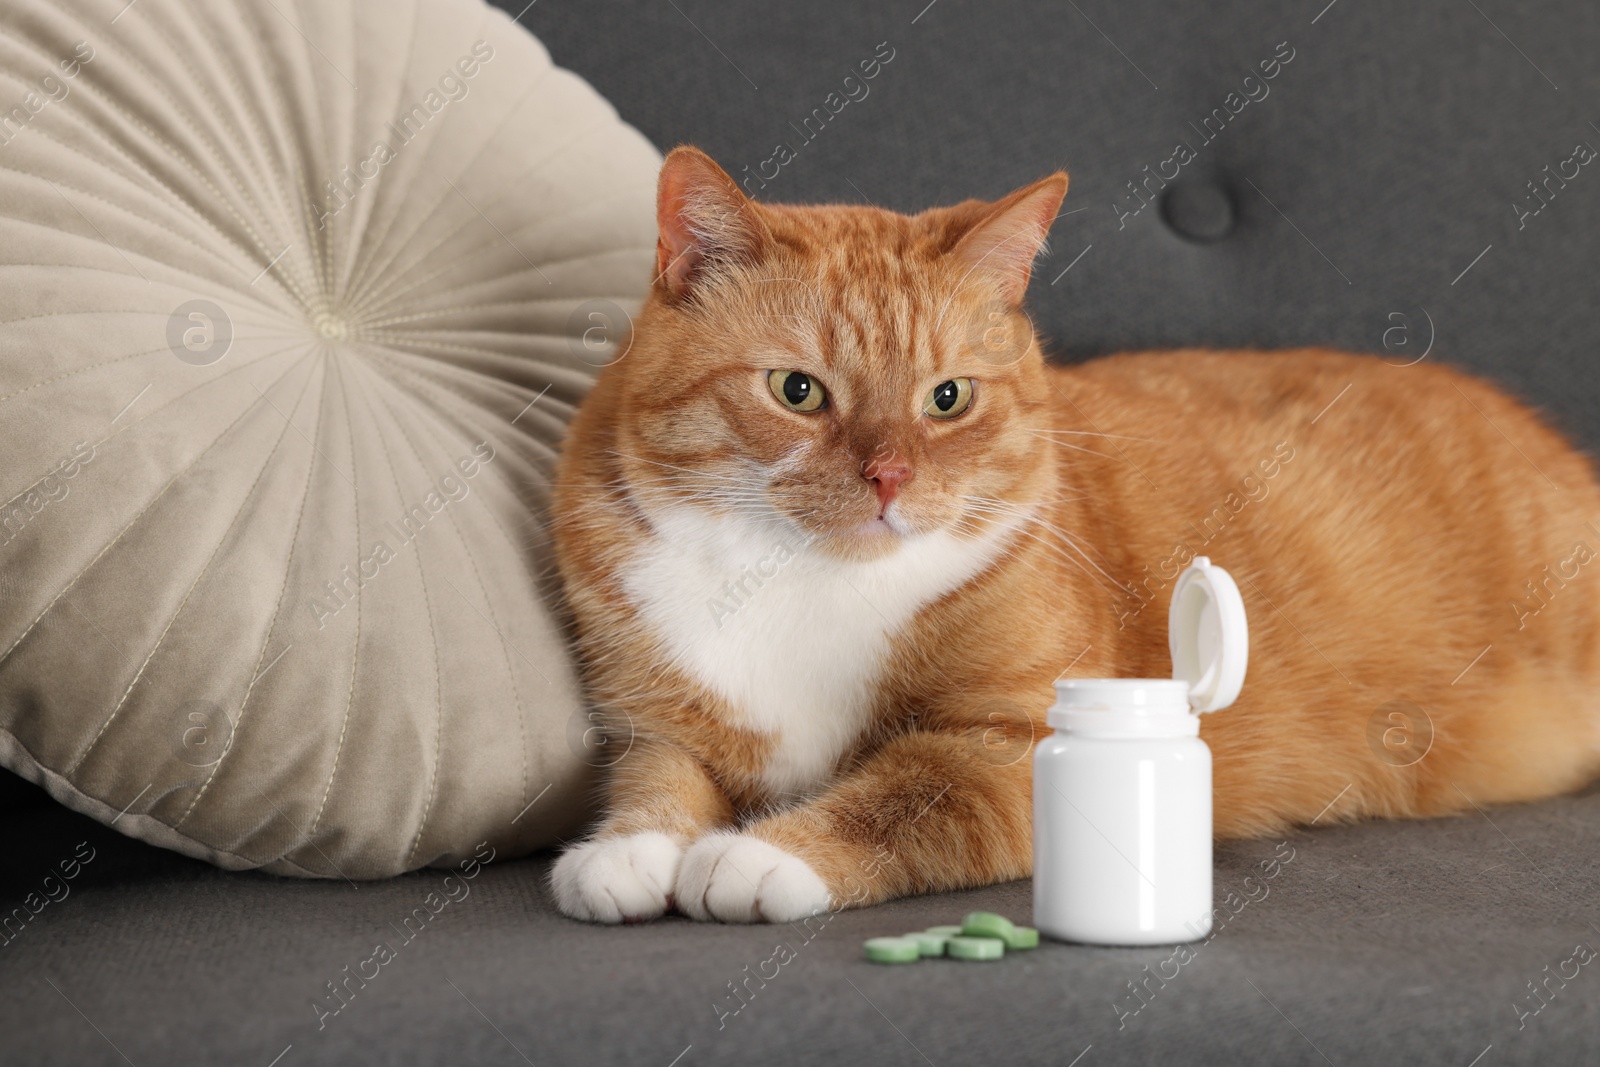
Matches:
[947,935,1005,961]
[960,911,1016,941]
[863,937,922,964]
[924,925,963,938]
[1004,926,1040,950]
[904,931,949,957]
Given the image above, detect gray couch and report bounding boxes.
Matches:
[6,1,1600,1063]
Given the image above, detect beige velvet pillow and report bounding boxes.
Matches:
[0,0,659,876]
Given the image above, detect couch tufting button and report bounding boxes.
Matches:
[1161,182,1235,243]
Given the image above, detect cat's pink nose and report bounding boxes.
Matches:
[864,459,912,512]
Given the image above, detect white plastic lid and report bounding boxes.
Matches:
[1046,557,1248,736]
[1167,556,1248,713]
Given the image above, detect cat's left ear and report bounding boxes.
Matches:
[951,173,1069,305]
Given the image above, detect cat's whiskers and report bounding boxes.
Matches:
[1026,429,1115,460]
[554,492,791,542]
[1030,428,1157,443]
[591,459,793,524]
[957,494,1133,598]
[949,515,1080,582]
[974,520,1124,598]
[605,450,749,485]
[601,451,822,529]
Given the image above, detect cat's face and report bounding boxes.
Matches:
[606,148,1067,562]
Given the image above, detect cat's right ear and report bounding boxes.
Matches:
[654,146,769,300]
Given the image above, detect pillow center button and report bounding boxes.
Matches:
[312,312,350,340]
[1161,182,1236,243]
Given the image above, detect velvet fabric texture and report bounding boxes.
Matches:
[0,0,659,877]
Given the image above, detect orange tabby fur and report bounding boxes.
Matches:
[548,145,1600,924]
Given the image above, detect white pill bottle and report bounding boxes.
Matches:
[1033,557,1249,946]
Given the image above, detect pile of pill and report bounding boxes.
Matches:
[863,912,1040,964]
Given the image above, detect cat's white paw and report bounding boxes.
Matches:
[551,832,682,924]
[676,831,833,923]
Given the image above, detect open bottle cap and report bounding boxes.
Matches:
[1167,557,1249,713]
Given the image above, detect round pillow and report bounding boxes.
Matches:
[0,0,659,876]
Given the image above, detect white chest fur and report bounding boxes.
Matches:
[620,505,1018,800]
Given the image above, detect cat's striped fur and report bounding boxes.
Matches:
[549,146,1600,923]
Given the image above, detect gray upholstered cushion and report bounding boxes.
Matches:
[5,0,1600,1065]
[0,0,659,877]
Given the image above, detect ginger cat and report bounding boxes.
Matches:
[549,145,1600,924]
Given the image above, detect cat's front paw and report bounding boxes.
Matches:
[551,832,682,924]
[676,831,832,923]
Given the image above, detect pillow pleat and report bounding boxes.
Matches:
[0,0,657,877]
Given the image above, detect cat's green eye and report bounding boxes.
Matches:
[923,378,974,419]
[768,370,827,413]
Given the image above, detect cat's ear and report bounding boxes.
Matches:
[654,146,770,300]
[950,173,1069,305]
